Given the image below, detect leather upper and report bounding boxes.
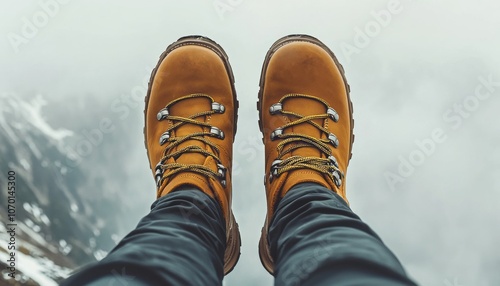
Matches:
[145,45,236,223]
[260,41,352,220]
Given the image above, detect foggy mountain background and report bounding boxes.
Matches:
[1,0,499,285]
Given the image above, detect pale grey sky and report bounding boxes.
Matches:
[1,1,500,285]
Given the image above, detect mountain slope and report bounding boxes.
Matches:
[0,94,131,285]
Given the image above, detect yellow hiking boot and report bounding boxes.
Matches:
[144,36,241,274]
[257,35,354,274]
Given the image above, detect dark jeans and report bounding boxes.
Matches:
[61,184,417,286]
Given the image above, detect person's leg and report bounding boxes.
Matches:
[61,187,226,285]
[269,183,417,286]
[63,35,241,285]
[257,34,416,285]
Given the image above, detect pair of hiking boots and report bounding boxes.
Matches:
[144,34,354,275]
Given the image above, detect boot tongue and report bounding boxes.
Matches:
[284,97,326,158]
[169,96,212,165]
[278,97,332,197]
[159,156,217,199]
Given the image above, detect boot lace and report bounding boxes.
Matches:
[268,94,344,187]
[154,93,227,189]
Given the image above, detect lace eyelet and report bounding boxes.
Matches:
[159,131,170,145]
[155,163,164,187]
[269,159,282,181]
[328,133,339,148]
[270,128,283,140]
[332,170,342,187]
[210,127,225,139]
[157,108,169,121]
[269,103,283,115]
[328,155,339,168]
[217,163,227,187]
[212,102,225,114]
[327,107,339,122]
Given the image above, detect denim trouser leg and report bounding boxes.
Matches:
[269,183,418,286]
[60,188,226,286]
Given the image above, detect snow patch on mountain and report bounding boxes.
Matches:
[1,93,125,285]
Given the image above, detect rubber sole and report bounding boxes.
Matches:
[256,34,355,275]
[143,35,241,275]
